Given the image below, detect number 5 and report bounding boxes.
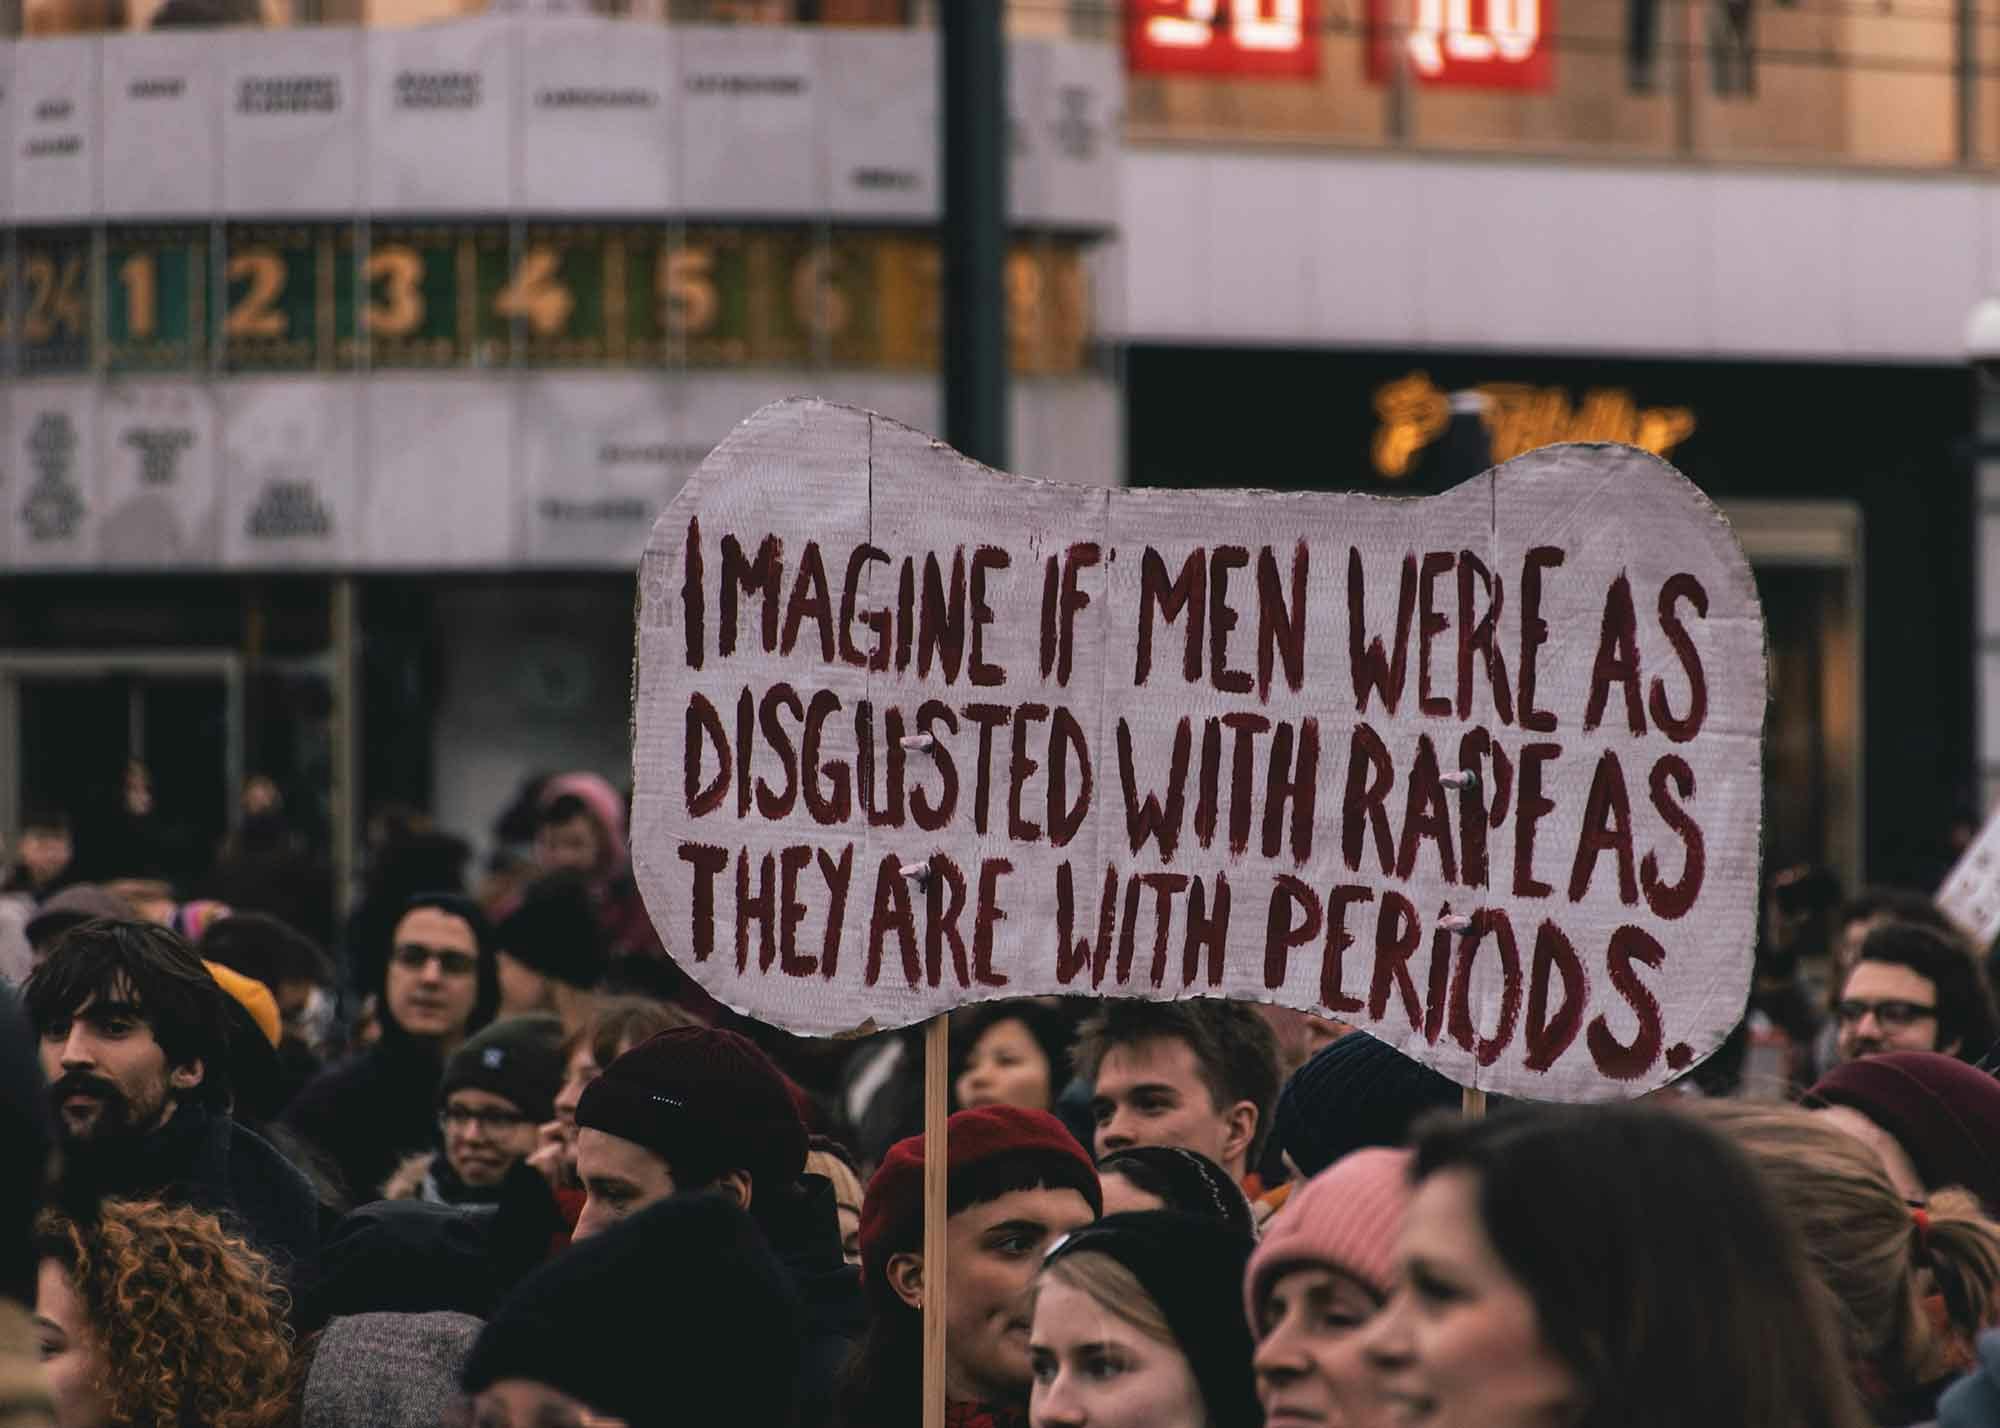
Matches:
[658,246,718,337]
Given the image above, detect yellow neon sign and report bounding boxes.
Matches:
[1372,370,1697,480]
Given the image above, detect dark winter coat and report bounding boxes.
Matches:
[284,1032,449,1205]
[60,1102,320,1292]
[758,1172,867,1428]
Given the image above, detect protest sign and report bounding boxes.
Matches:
[1937,806,2000,948]
[632,399,1766,1099]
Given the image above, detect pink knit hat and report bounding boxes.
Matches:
[1244,1146,1413,1328]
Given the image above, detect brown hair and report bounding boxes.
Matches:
[1701,1102,2000,1389]
[569,995,698,1068]
[35,1199,294,1428]
[1071,1001,1281,1164]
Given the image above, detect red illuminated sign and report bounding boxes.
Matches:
[1125,0,1320,79]
[1365,0,1554,89]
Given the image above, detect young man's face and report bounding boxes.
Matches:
[471,1379,627,1428]
[1090,1034,1248,1178]
[943,1187,1098,1406]
[38,984,191,1145]
[572,1128,675,1241]
[386,907,482,1043]
[535,815,602,876]
[442,1088,540,1189]
[1837,960,1947,1060]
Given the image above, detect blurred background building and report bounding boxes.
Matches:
[0,0,1986,908]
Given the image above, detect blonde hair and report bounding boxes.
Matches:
[1700,1102,2000,1379]
[807,1149,864,1216]
[1033,1249,1175,1346]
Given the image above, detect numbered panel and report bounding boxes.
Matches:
[105,227,210,372]
[0,222,1099,378]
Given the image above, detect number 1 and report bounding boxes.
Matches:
[119,253,158,340]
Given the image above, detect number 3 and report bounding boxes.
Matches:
[365,245,425,338]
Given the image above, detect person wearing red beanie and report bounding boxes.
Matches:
[837,1104,1101,1428]
[1808,1050,2000,1210]
[573,1025,864,1428]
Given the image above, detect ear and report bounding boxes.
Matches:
[1942,1036,1964,1057]
[1220,1099,1258,1169]
[885,1251,925,1311]
[169,1059,205,1093]
[715,1168,754,1212]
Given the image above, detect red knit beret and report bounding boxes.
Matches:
[859,1105,1101,1303]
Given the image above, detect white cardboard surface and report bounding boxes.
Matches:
[1937,809,2000,949]
[632,400,1767,1101]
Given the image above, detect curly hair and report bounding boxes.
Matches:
[35,1199,294,1428]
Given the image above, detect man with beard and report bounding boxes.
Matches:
[23,918,320,1290]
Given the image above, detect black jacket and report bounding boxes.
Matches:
[60,1103,320,1292]
[758,1173,867,1428]
[283,1032,446,1206]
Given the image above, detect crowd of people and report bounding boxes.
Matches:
[9,769,2000,1427]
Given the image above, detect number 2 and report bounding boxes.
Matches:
[225,249,287,340]
[23,253,85,343]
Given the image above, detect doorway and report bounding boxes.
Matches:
[0,652,243,887]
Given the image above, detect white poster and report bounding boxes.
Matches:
[633,403,1766,1100]
[222,28,363,215]
[220,378,360,567]
[10,382,99,568]
[360,375,514,566]
[98,379,220,567]
[518,20,674,214]
[820,29,935,222]
[11,37,97,222]
[365,19,518,215]
[517,373,712,568]
[677,26,819,217]
[101,33,219,219]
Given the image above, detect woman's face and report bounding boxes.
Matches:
[1254,1265,1389,1428]
[956,1019,1054,1112]
[1362,1170,1580,1428]
[939,1187,1099,1404]
[1029,1276,1206,1428]
[34,1259,112,1428]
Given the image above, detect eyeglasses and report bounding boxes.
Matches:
[1835,998,1938,1031]
[439,1106,532,1134]
[392,944,478,977]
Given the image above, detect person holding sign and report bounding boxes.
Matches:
[842,1105,1102,1428]
[1359,1104,1871,1428]
[1028,1212,1260,1428]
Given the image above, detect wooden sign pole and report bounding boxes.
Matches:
[922,1013,950,1428]
[1461,1087,1487,1118]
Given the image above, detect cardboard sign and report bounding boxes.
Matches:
[632,400,1765,1100]
[1937,808,2000,949]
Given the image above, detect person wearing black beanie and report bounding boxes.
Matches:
[1031,1211,1260,1428]
[492,872,606,1029]
[1097,1146,1255,1236]
[1272,1031,1464,1181]
[462,1191,801,1428]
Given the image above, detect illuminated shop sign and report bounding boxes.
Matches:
[1126,0,1320,79]
[1372,371,1695,479]
[3,224,1093,377]
[1365,0,1554,89]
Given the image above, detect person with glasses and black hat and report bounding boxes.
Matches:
[286,895,500,1205]
[384,1014,565,1206]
